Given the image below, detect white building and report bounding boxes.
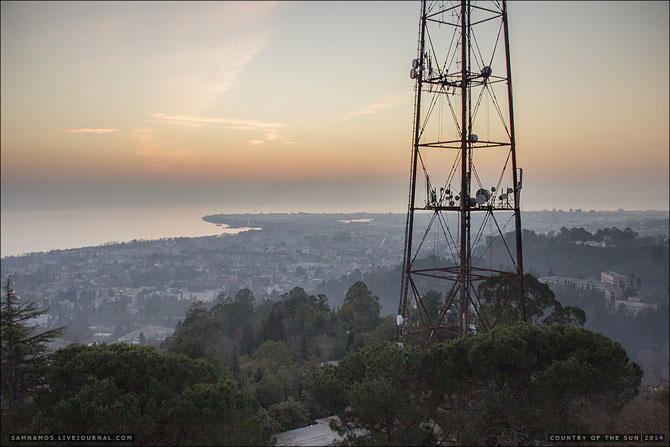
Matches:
[116,325,175,344]
[538,271,627,306]
[601,271,628,289]
[614,299,657,315]
[274,417,344,447]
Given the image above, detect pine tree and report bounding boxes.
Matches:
[229,348,241,384]
[240,324,255,355]
[1,276,65,413]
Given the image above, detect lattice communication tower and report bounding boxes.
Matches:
[397,0,525,343]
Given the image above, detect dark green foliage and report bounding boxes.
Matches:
[163,378,270,446]
[339,281,380,333]
[165,283,386,380]
[251,370,285,408]
[240,323,256,355]
[262,308,286,342]
[3,268,651,445]
[421,290,442,322]
[520,228,669,299]
[268,397,310,432]
[164,291,257,372]
[229,348,241,383]
[360,315,397,346]
[478,273,587,327]
[255,340,292,373]
[163,302,225,365]
[305,365,348,415]
[257,287,333,358]
[1,277,65,443]
[250,365,302,409]
[1,277,65,410]
[210,288,256,340]
[309,324,642,446]
[34,343,272,445]
[553,283,669,381]
[331,341,347,360]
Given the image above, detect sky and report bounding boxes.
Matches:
[1,1,669,214]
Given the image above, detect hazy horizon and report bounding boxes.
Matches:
[1,1,669,254]
[2,205,667,259]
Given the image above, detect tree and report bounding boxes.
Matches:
[34,343,272,445]
[235,288,256,304]
[255,340,292,373]
[360,315,397,347]
[1,277,64,412]
[210,289,256,340]
[434,324,641,445]
[163,378,272,446]
[240,323,256,355]
[307,342,435,445]
[163,301,235,372]
[262,308,285,342]
[251,370,285,409]
[339,282,380,333]
[310,325,642,446]
[421,291,443,322]
[268,397,310,432]
[229,348,241,384]
[256,287,333,359]
[477,273,586,327]
[305,365,348,415]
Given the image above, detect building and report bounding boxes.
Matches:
[614,296,658,315]
[115,325,175,344]
[538,271,628,306]
[601,271,628,289]
[274,417,344,447]
[539,275,611,293]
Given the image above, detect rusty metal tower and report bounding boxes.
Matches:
[397,0,525,343]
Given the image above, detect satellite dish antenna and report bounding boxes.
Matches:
[475,188,490,205]
[469,134,478,143]
[412,59,419,69]
[481,66,492,78]
[396,314,405,326]
[410,68,418,79]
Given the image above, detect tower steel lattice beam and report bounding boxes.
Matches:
[397,0,525,345]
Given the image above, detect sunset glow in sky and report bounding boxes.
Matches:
[1,1,668,212]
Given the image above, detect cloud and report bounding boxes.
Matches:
[283,141,300,145]
[131,128,159,156]
[152,113,283,130]
[156,31,272,111]
[63,128,119,134]
[343,91,412,119]
[129,128,199,176]
[153,113,288,146]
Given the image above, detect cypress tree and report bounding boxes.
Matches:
[1,276,65,413]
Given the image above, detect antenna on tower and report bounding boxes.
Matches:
[397,0,525,344]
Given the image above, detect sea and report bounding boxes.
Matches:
[0,205,260,258]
